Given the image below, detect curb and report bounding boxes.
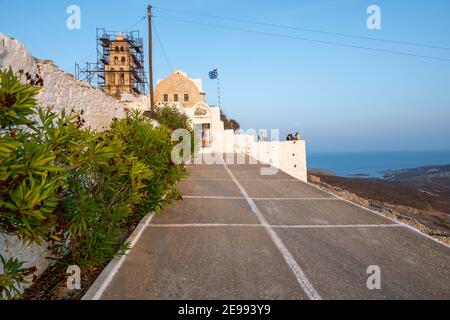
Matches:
[82,213,155,300]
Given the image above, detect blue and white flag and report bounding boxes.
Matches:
[209,69,218,80]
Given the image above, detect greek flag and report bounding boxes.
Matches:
[209,69,218,80]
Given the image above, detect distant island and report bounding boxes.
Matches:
[383,164,450,181]
[310,163,450,189]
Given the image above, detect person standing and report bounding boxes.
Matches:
[202,130,206,148]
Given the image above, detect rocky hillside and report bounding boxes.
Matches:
[309,173,450,244]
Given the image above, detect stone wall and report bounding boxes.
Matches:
[36,60,126,130]
[0,32,126,131]
[121,92,151,112]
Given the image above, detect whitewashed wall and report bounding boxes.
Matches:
[0,32,126,131]
[254,140,308,182]
[121,93,151,112]
[0,236,50,292]
[222,134,308,182]
[36,61,126,130]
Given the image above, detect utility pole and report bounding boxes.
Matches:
[147,2,155,116]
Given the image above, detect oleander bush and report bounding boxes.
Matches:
[153,103,191,132]
[0,254,37,300]
[111,111,187,217]
[0,69,191,297]
[153,103,196,155]
[0,69,63,244]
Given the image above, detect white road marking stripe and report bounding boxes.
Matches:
[149,223,263,228]
[272,224,401,229]
[82,213,155,300]
[223,164,322,300]
[182,196,337,200]
[186,178,232,181]
[307,182,450,249]
[183,196,246,200]
[187,178,299,182]
[148,223,402,229]
[252,197,338,201]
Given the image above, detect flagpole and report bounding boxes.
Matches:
[217,68,221,109]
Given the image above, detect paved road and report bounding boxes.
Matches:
[85,156,450,300]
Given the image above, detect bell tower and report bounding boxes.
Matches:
[104,34,133,97]
[75,28,147,99]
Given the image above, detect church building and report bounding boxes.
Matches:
[155,70,226,151]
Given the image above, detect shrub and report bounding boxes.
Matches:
[0,68,64,244]
[220,110,240,132]
[111,111,187,216]
[0,254,37,300]
[0,68,38,129]
[31,108,153,268]
[153,103,192,132]
[153,103,196,155]
[0,69,189,297]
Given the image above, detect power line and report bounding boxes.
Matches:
[126,15,146,31]
[153,15,450,63]
[153,21,174,72]
[70,51,96,73]
[152,6,450,52]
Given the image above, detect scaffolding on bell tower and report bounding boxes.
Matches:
[75,28,148,98]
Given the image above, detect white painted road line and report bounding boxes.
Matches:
[223,164,322,301]
[82,213,155,300]
[307,182,450,249]
[186,178,232,181]
[187,178,300,182]
[183,196,246,200]
[252,197,338,201]
[149,223,263,228]
[148,223,403,229]
[182,196,338,200]
[271,224,402,229]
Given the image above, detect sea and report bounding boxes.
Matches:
[307,150,450,178]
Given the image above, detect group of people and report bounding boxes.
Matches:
[286,132,301,141]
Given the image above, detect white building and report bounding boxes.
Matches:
[154,70,308,182]
[155,70,226,152]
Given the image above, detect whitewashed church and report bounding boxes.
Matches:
[152,70,307,182]
[154,70,226,152]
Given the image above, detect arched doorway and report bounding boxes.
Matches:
[192,103,212,149]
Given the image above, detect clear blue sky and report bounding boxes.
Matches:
[1,0,450,153]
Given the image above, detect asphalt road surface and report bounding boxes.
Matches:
[84,156,450,300]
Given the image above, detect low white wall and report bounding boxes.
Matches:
[254,140,307,182]
[219,132,308,182]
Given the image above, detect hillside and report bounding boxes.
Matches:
[308,169,450,244]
